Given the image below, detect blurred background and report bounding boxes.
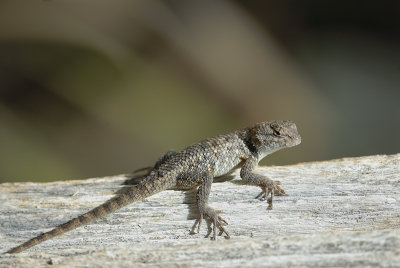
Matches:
[0,1,399,182]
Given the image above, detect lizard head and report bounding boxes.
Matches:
[249,120,301,157]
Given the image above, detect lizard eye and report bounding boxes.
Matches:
[271,126,282,136]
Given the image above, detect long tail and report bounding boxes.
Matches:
[6,178,169,254]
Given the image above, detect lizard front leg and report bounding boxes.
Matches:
[240,156,286,210]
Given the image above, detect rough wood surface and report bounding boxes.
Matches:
[1,154,399,267]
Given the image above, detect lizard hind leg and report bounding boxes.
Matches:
[154,150,177,170]
[194,172,230,240]
[124,151,178,187]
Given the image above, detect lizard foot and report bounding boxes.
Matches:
[192,206,230,240]
[256,181,287,210]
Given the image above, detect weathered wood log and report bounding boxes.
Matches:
[1,154,399,267]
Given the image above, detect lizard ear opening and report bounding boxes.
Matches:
[249,124,267,146]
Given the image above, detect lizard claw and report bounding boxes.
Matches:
[257,181,287,210]
[192,207,230,240]
[209,214,230,240]
[273,181,287,196]
[215,216,230,239]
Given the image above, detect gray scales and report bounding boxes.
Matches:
[5,120,301,254]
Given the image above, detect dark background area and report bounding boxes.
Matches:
[0,0,399,182]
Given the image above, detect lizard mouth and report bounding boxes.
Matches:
[287,135,301,147]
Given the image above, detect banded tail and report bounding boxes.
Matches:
[6,177,170,254]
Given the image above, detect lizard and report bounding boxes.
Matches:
[5,120,301,254]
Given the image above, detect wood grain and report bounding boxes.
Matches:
[1,154,399,267]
